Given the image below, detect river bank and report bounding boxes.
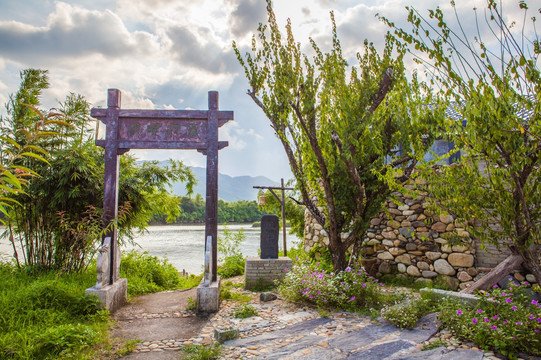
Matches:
[0,224,301,274]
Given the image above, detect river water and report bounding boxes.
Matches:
[0,224,301,275]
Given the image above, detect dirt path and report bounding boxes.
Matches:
[111,288,209,359]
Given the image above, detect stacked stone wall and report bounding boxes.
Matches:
[304,187,537,290]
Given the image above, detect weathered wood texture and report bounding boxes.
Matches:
[461,254,523,294]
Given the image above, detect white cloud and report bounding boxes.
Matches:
[0,2,159,65]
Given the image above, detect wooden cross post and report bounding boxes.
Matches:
[254,178,294,256]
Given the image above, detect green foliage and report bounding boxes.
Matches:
[438,283,541,358]
[234,1,444,271]
[256,180,305,239]
[217,228,246,278]
[186,297,197,311]
[381,297,436,329]
[1,69,195,272]
[218,254,245,279]
[0,69,64,222]
[382,1,541,279]
[163,194,263,224]
[0,263,109,359]
[421,339,447,351]
[232,304,258,319]
[279,260,401,312]
[220,281,251,302]
[181,343,222,360]
[120,250,200,296]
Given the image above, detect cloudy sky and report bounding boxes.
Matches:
[0,0,528,182]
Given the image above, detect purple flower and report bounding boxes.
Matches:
[491,325,498,330]
[506,298,512,303]
[456,310,463,315]
[350,296,356,301]
[493,284,499,288]
[477,309,484,313]
[484,318,490,322]
[493,315,499,320]
[472,318,478,324]
[516,322,522,325]
[345,267,351,272]
[537,318,541,323]
[504,320,508,324]
[362,283,367,288]
[533,300,539,305]
[512,306,518,311]
[535,329,539,333]
[284,267,288,272]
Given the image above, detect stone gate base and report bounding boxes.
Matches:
[244,257,292,290]
[197,277,221,313]
[85,278,127,313]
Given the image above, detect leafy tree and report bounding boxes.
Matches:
[381,1,541,281]
[162,195,263,224]
[0,69,65,220]
[257,181,305,239]
[233,2,444,271]
[2,69,195,272]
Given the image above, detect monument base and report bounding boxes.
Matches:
[85,278,127,313]
[197,277,221,313]
[244,257,292,290]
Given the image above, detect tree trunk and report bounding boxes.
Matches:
[328,230,348,273]
[519,244,541,285]
[461,254,523,294]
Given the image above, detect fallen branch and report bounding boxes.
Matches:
[461,254,523,294]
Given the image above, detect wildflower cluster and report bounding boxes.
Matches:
[438,282,541,358]
[279,260,392,311]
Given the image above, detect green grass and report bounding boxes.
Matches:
[0,263,108,359]
[232,304,258,319]
[0,250,201,359]
[220,281,252,303]
[121,250,202,296]
[181,343,222,360]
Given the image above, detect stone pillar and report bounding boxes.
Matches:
[261,214,279,259]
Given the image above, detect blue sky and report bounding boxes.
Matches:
[0,0,525,181]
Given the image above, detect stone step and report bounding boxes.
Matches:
[224,313,446,359]
[392,346,484,360]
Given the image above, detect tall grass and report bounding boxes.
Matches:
[0,263,107,359]
[0,251,200,359]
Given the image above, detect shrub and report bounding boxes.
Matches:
[120,250,198,296]
[217,228,246,278]
[279,260,398,312]
[217,254,245,279]
[438,283,541,358]
[381,297,436,329]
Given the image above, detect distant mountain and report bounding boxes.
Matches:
[171,166,279,202]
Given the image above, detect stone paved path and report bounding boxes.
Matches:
[120,279,525,359]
